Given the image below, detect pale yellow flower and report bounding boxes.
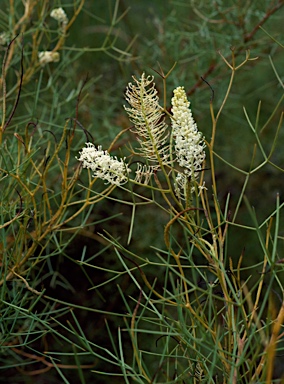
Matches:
[38,51,60,66]
[50,8,68,25]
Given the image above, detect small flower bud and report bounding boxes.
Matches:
[38,51,60,66]
[50,8,68,25]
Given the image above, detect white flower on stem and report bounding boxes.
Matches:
[174,172,188,200]
[174,172,207,200]
[171,86,206,198]
[38,51,60,66]
[77,143,131,186]
[134,163,155,185]
[50,8,68,25]
[124,73,169,167]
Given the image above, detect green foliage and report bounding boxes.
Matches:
[0,0,284,383]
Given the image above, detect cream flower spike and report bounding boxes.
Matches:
[124,73,169,168]
[171,86,206,198]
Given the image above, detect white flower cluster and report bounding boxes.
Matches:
[38,51,60,66]
[50,7,68,25]
[171,86,206,198]
[77,143,131,186]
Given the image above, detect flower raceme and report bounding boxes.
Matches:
[77,143,131,186]
[171,86,206,198]
[124,73,170,168]
[171,86,206,179]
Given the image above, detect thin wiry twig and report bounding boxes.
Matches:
[3,35,24,132]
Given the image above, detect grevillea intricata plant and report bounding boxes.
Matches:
[75,49,284,382]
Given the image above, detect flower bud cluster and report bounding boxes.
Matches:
[38,51,60,66]
[50,8,68,25]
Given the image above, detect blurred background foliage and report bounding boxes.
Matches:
[0,0,284,382]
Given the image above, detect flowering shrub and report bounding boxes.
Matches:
[1,1,283,383]
[76,50,284,382]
